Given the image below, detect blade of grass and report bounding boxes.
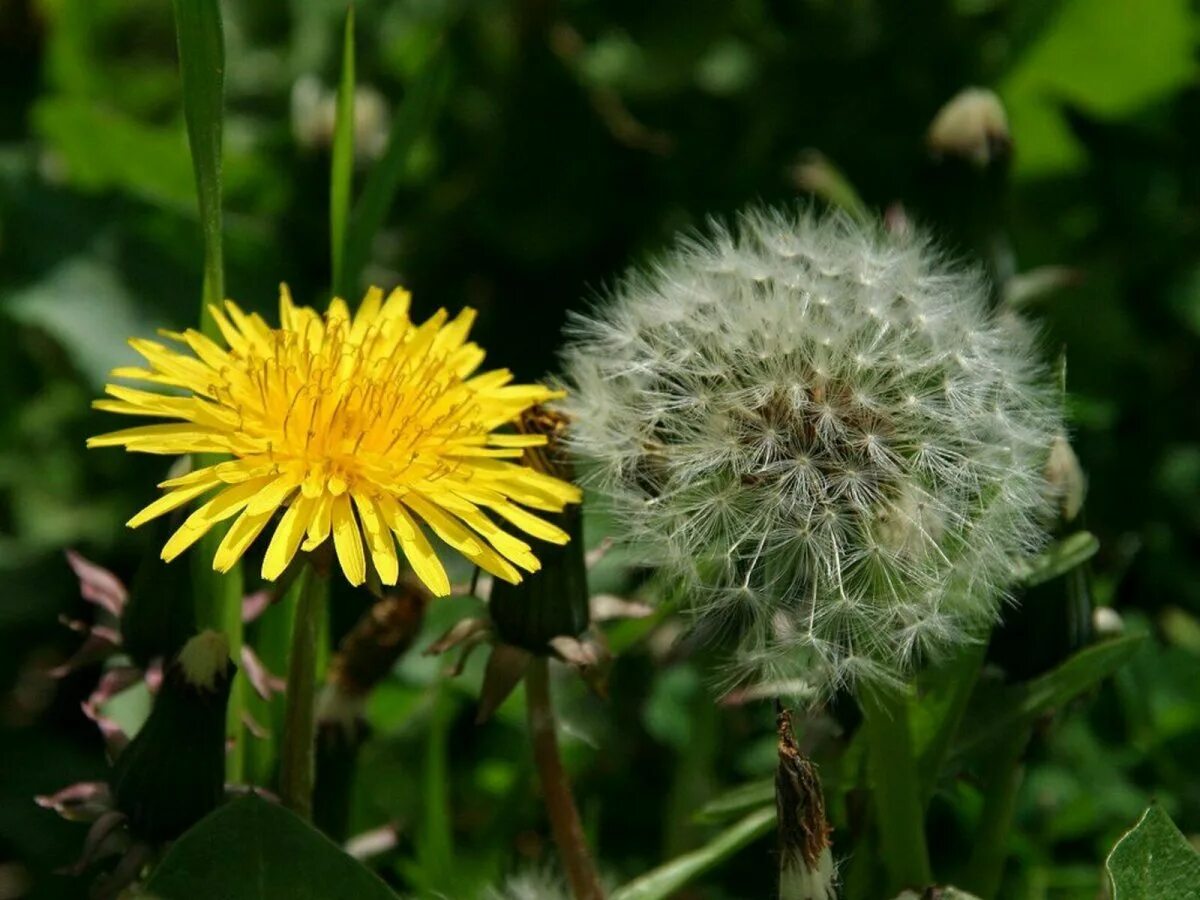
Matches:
[610,806,775,900]
[342,52,452,293]
[172,0,225,335]
[330,5,356,298]
[172,0,245,781]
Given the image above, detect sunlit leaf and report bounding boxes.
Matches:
[145,795,399,899]
[1106,805,1200,900]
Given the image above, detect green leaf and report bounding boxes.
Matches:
[1106,805,1200,900]
[1000,0,1196,178]
[1016,531,1099,587]
[610,806,775,900]
[171,0,226,332]
[957,634,1145,760]
[145,795,399,899]
[694,778,773,823]
[331,6,356,298]
[342,52,451,295]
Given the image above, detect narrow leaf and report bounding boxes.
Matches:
[342,52,452,294]
[330,5,356,297]
[171,0,225,336]
[694,778,774,824]
[1106,805,1200,899]
[1016,531,1099,586]
[610,806,775,900]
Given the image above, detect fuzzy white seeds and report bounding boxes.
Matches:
[562,207,1060,696]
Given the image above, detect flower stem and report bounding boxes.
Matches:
[525,656,605,900]
[962,722,1031,898]
[859,686,932,893]
[279,561,325,820]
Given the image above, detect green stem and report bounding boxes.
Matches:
[859,686,933,894]
[526,657,606,900]
[962,723,1031,898]
[279,562,326,820]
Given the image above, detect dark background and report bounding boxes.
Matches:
[1,0,1198,897]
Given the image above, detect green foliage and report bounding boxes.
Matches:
[330,7,356,299]
[4,0,1200,897]
[1106,805,1200,900]
[146,795,399,899]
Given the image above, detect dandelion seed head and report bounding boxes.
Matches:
[89,286,580,594]
[562,207,1060,696]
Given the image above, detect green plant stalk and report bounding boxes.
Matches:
[173,0,246,780]
[279,563,326,820]
[962,723,1032,898]
[526,657,606,900]
[610,806,775,900]
[917,640,989,805]
[330,5,356,298]
[859,686,933,893]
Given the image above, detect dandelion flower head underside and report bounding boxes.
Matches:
[88,286,581,594]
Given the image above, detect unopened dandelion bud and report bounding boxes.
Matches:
[1045,434,1086,522]
[489,407,591,653]
[112,630,233,840]
[776,709,835,900]
[563,207,1060,695]
[928,87,1011,168]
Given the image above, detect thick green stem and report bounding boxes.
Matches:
[860,686,933,894]
[526,657,605,900]
[962,723,1031,898]
[279,563,326,820]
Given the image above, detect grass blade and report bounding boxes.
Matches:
[171,0,225,334]
[330,6,356,298]
[342,51,452,294]
[610,806,775,900]
[172,0,245,781]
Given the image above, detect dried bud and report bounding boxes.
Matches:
[927,87,1011,168]
[776,708,835,900]
[111,630,233,841]
[489,407,590,653]
[1044,434,1086,522]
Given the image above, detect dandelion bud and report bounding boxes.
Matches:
[563,207,1060,695]
[1044,434,1086,522]
[112,630,233,840]
[927,87,1011,168]
[777,709,835,900]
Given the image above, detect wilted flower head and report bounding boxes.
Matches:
[562,207,1060,695]
[89,287,580,595]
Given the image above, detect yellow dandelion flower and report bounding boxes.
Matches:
[88,285,582,595]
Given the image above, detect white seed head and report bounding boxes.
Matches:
[484,870,571,900]
[562,207,1061,697]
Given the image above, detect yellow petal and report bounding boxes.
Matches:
[483,499,570,545]
[302,492,334,552]
[376,493,450,596]
[352,492,398,585]
[161,477,274,562]
[261,495,317,581]
[127,481,216,529]
[404,494,523,583]
[246,472,300,516]
[213,506,276,573]
[331,493,366,586]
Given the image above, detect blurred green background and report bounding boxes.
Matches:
[2,0,1199,898]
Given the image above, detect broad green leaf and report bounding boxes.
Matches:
[342,52,451,294]
[610,806,775,900]
[999,0,1196,178]
[171,0,226,330]
[32,99,197,210]
[957,634,1145,760]
[1016,531,1099,587]
[145,795,399,900]
[694,778,773,823]
[1106,805,1200,900]
[331,6,356,298]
